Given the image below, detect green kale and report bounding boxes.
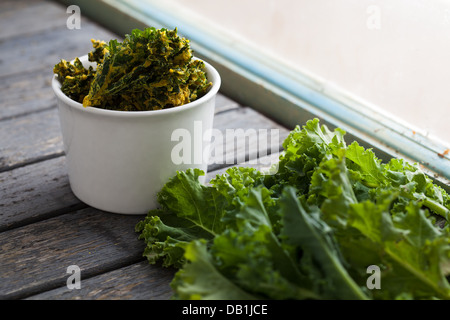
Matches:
[136,118,450,300]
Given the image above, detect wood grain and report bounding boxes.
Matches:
[0,207,145,299]
[1,21,118,77]
[26,261,175,300]
[0,0,69,42]
[0,156,84,232]
[0,68,57,121]
[207,107,289,172]
[0,108,64,172]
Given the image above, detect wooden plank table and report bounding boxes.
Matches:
[0,0,290,300]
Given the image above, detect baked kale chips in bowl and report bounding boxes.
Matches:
[52,27,221,214]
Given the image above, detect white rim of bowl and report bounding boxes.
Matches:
[52,55,221,118]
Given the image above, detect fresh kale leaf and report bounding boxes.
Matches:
[279,187,369,300]
[170,239,257,300]
[136,118,450,300]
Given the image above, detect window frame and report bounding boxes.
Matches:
[59,0,450,189]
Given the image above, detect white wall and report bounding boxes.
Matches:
[165,0,450,145]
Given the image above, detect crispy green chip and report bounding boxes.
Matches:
[54,27,212,111]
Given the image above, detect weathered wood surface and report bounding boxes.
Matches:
[0,208,145,299]
[26,261,176,300]
[0,0,290,300]
[0,156,85,232]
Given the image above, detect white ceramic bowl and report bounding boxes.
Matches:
[52,55,221,214]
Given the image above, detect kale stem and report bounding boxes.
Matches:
[401,191,449,220]
[422,198,449,220]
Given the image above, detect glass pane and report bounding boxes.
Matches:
[156,0,450,147]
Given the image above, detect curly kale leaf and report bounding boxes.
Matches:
[136,118,450,300]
